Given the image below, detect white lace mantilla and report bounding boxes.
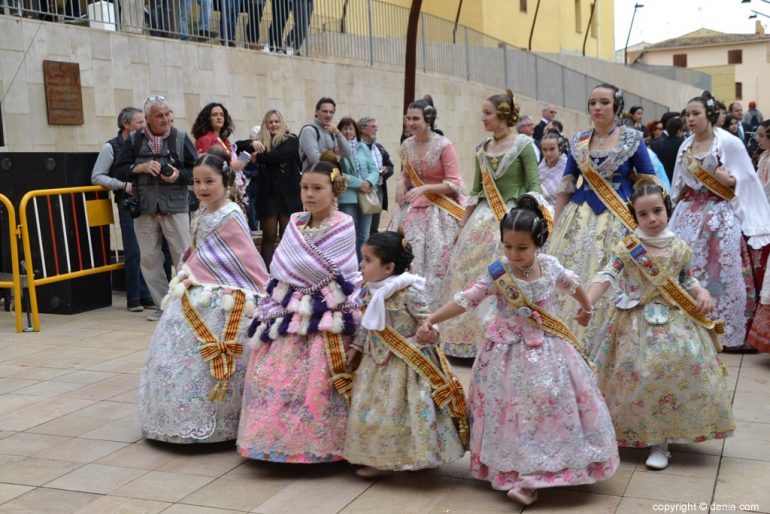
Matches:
[479,134,534,179]
[569,126,642,179]
[402,133,451,175]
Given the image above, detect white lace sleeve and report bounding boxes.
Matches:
[558,175,578,194]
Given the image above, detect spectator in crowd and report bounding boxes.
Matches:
[357,116,394,234]
[744,100,764,134]
[516,115,541,162]
[544,119,568,154]
[240,110,303,268]
[533,104,557,141]
[191,102,248,206]
[178,0,215,41]
[114,96,197,321]
[729,101,749,141]
[91,107,156,313]
[268,0,313,54]
[627,105,650,139]
[646,119,663,142]
[650,116,684,182]
[243,0,267,49]
[336,117,380,260]
[724,115,742,139]
[298,97,351,171]
[219,0,239,46]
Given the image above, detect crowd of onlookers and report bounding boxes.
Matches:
[92,94,393,319]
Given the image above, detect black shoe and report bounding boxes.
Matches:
[127,300,143,312]
[140,298,158,310]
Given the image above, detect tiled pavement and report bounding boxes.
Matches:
[0,295,767,513]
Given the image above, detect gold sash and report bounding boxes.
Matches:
[402,158,464,220]
[323,331,353,401]
[575,135,638,232]
[375,325,469,446]
[683,147,736,201]
[487,260,594,371]
[618,235,724,353]
[477,148,554,231]
[182,290,246,401]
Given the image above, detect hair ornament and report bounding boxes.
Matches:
[706,98,716,108]
[330,167,342,182]
[497,102,512,118]
[401,235,409,249]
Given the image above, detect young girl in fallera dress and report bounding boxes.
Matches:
[586,178,735,470]
[419,195,618,506]
[136,151,268,443]
[343,231,466,477]
[236,157,361,463]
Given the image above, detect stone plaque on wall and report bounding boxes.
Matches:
[43,60,84,125]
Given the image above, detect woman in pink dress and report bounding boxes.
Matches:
[389,97,464,310]
[236,157,361,462]
[748,119,770,350]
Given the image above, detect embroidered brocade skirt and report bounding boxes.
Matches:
[469,336,619,491]
[440,200,511,358]
[236,333,349,463]
[591,305,735,447]
[343,341,465,470]
[136,286,252,443]
[388,203,461,312]
[670,190,756,348]
[545,201,628,352]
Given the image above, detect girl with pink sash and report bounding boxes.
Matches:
[237,160,362,463]
[137,152,268,444]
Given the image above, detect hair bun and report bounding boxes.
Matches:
[633,175,659,191]
[514,194,543,216]
[319,150,340,168]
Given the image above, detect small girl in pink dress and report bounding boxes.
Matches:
[419,195,618,506]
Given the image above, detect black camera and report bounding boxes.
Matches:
[121,197,141,219]
[160,162,175,177]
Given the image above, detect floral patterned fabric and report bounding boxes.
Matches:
[388,135,465,311]
[136,205,264,443]
[343,286,466,470]
[454,254,619,491]
[748,305,770,352]
[236,212,357,463]
[670,189,756,348]
[590,238,735,447]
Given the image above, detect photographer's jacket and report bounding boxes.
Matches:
[115,128,197,214]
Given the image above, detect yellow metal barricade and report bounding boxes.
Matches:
[18,186,124,332]
[0,194,24,333]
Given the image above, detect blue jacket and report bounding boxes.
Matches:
[339,140,380,205]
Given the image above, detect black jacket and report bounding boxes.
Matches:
[365,141,394,210]
[533,120,547,141]
[237,135,303,218]
[650,134,684,182]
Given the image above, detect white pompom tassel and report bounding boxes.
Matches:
[331,311,344,333]
[299,316,310,335]
[195,288,212,308]
[269,318,281,339]
[222,294,235,312]
[243,300,255,318]
[299,295,312,317]
[160,294,171,311]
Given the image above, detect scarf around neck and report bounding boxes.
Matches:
[142,125,171,155]
[635,227,676,249]
[361,273,425,331]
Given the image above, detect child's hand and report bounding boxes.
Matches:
[416,320,435,342]
[695,288,715,314]
[416,325,438,345]
[574,306,592,327]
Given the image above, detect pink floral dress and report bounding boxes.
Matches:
[453,254,618,491]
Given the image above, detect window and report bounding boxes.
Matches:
[520,0,527,12]
[728,49,743,64]
[575,0,582,32]
[673,53,688,67]
[736,82,743,100]
[590,2,598,38]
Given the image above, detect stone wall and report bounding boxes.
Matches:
[0,15,590,193]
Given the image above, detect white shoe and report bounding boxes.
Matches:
[146,309,163,321]
[645,444,671,470]
[506,487,538,505]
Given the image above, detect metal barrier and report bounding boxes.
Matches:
[0,194,24,333]
[1,0,669,117]
[18,185,124,332]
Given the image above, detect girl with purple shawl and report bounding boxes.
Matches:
[137,152,268,443]
[237,158,362,463]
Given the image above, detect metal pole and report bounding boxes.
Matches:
[464,26,470,80]
[452,0,463,44]
[582,0,596,56]
[528,0,541,51]
[367,0,374,66]
[404,0,423,114]
[624,3,643,65]
[502,43,508,89]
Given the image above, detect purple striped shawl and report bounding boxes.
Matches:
[263,210,361,317]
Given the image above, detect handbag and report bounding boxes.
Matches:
[358,189,382,214]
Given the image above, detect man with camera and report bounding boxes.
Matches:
[115,96,197,321]
[92,107,159,314]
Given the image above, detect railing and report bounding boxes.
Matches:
[0,194,24,333]
[0,0,669,116]
[18,185,124,332]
